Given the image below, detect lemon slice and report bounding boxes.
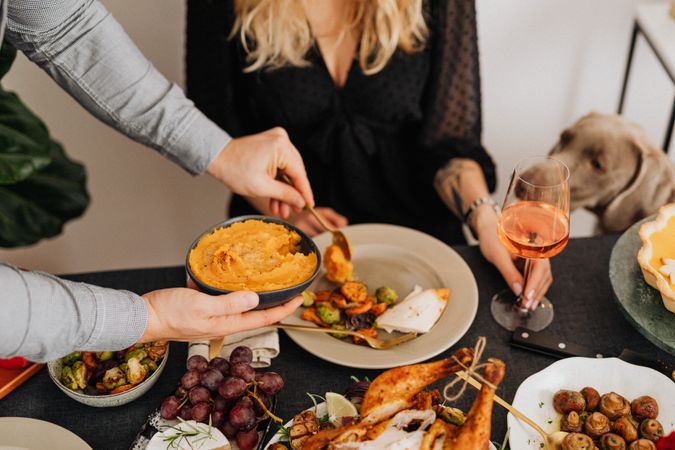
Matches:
[325,392,358,427]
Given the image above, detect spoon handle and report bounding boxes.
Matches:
[279,173,335,233]
[456,370,548,438]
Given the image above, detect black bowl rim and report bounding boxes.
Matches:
[185,215,321,296]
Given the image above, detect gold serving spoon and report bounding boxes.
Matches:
[273,323,417,349]
[456,370,568,450]
[280,173,352,260]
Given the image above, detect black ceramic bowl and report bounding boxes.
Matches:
[185,215,321,309]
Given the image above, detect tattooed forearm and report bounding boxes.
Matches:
[434,158,487,220]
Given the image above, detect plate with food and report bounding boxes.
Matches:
[609,210,675,355]
[47,341,169,407]
[0,417,92,450]
[264,347,503,450]
[130,347,282,450]
[281,223,479,369]
[508,357,675,450]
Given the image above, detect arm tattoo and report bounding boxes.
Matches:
[434,159,481,219]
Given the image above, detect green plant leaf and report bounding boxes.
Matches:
[0,140,88,248]
[0,40,17,80]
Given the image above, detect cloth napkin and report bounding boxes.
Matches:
[187,327,279,368]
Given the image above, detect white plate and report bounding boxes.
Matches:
[0,417,92,450]
[508,357,675,450]
[264,402,498,450]
[281,223,478,369]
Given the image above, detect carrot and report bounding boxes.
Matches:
[345,300,373,316]
[82,352,97,370]
[110,384,135,394]
[330,292,349,309]
[340,282,368,303]
[352,328,377,345]
[301,308,328,327]
[95,382,106,394]
[314,290,331,302]
[370,302,387,316]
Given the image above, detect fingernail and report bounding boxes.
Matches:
[524,289,535,308]
[530,299,541,310]
[242,292,259,308]
[512,282,523,296]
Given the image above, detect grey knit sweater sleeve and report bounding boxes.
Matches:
[0,263,148,363]
[3,0,230,175]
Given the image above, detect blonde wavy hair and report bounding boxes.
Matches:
[232,0,428,75]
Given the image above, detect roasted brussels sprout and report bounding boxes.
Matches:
[581,386,600,411]
[439,407,466,426]
[125,358,148,385]
[554,390,586,414]
[598,433,626,450]
[612,416,639,442]
[141,357,158,373]
[600,392,630,420]
[102,367,126,390]
[561,411,583,433]
[124,348,147,363]
[95,351,113,362]
[301,291,316,307]
[329,324,349,339]
[562,433,596,450]
[628,440,656,450]
[638,419,663,442]
[316,302,341,325]
[584,412,611,439]
[631,396,658,422]
[61,366,79,390]
[375,286,398,305]
[70,361,88,390]
[61,351,82,366]
[145,340,168,361]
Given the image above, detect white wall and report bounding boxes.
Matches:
[1,0,673,274]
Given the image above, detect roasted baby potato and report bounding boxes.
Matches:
[553,390,586,414]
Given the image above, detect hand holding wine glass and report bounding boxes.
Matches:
[491,156,570,332]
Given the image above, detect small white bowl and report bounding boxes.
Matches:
[47,345,169,407]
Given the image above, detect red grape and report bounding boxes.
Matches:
[213,396,230,412]
[229,346,253,365]
[229,402,256,430]
[200,367,224,392]
[191,401,211,423]
[230,362,255,382]
[219,421,237,439]
[235,429,259,450]
[237,396,253,408]
[187,355,209,371]
[218,377,246,400]
[208,357,230,376]
[188,386,211,404]
[178,405,192,421]
[181,369,201,389]
[160,396,179,420]
[210,410,225,428]
[258,371,284,395]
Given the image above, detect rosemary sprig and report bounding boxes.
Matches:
[160,417,214,449]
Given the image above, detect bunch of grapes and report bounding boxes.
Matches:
[159,346,284,450]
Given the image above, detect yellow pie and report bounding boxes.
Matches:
[637,203,675,313]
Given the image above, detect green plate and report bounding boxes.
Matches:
[609,217,675,355]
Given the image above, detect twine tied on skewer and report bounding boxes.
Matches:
[443,336,497,402]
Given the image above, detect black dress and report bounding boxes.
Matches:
[186,0,495,245]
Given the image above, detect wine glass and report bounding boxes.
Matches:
[490,156,570,331]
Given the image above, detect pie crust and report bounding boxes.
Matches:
[637,203,675,313]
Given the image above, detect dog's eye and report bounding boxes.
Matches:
[591,158,603,171]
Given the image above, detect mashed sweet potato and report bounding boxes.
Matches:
[189,220,317,292]
[323,244,353,283]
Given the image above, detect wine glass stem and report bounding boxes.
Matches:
[515,258,533,313]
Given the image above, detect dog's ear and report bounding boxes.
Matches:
[601,139,674,232]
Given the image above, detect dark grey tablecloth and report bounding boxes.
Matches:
[1,235,673,449]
